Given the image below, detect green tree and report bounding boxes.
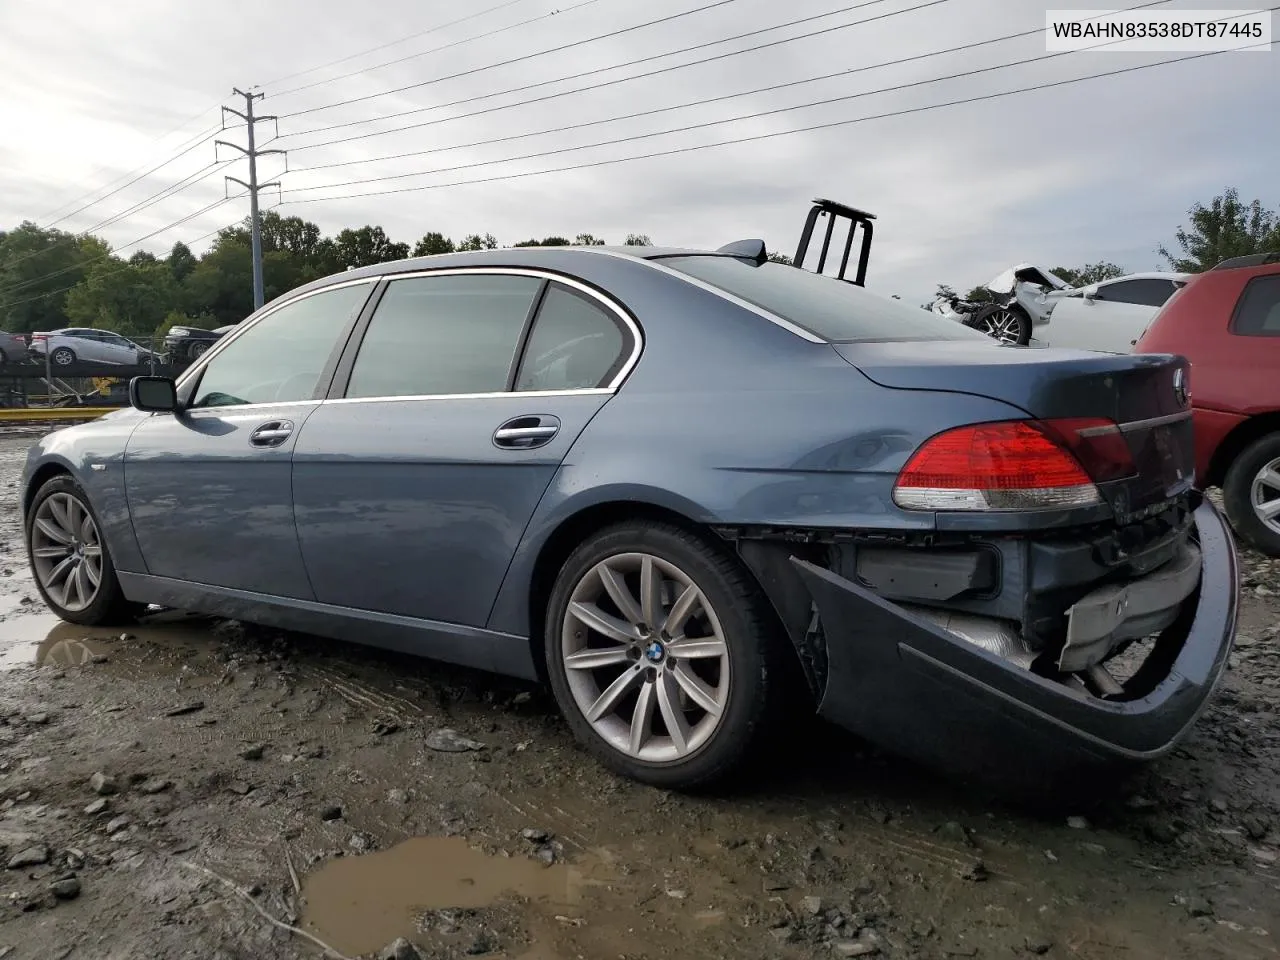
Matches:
[168,241,197,283]
[333,225,410,268]
[1159,188,1278,272]
[624,233,653,246]
[573,233,605,246]
[64,258,178,337]
[1050,262,1127,287]
[412,232,455,256]
[458,233,499,251]
[0,222,111,333]
[512,236,570,247]
[180,235,255,327]
[767,252,794,265]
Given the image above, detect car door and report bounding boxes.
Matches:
[123,280,376,598]
[1044,279,1175,353]
[60,329,103,363]
[103,331,144,365]
[292,268,640,628]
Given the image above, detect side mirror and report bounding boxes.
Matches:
[1082,288,1097,302]
[129,376,178,413]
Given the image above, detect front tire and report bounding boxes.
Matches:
[1223,433,1280,556]
[544,521,784,790]
[25,475,143,625]
[970,304,1031,345]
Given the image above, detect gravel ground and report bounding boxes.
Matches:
[1,429,1278,960]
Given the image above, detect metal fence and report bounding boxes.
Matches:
[1,333,195,410]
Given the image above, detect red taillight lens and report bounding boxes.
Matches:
[1036,417,1136,484]
[893,419,1122,512]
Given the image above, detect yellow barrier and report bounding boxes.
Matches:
[0,407,117,422]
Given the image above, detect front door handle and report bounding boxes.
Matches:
[493,415,560,450]
[249,420,294,447]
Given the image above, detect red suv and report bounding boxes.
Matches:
[1135,252,1280,555]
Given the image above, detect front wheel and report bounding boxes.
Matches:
[544,522,784,790]
[969,304,1031,345]
[26,475,143,625]
[1223,433,1280,556]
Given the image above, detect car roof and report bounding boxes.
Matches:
[1102,271,1194,283]
[274,244,750,308]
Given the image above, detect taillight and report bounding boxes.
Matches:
[893,418,1134,512]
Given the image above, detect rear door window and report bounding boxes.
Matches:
[657,256,989,343]
[514,283,631,391]
[1231,274,1280,336]
[1096,279,1176,307]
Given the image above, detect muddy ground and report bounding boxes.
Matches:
[1,429,1278,960]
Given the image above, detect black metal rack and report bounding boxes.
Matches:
[793,198,876,286]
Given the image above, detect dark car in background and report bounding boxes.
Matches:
[20,242,1237,796]
[164,322,239,365]
[0,330,29,365]
[1136,251,1280,555]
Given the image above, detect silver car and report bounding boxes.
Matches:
[28,328,156,367]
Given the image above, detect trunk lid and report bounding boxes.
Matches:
[833,341,1194,520]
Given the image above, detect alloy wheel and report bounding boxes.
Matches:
[980,308,1023,344]
[31,492,103,612]
[1251,456,1280,536]
[560,552,730,763]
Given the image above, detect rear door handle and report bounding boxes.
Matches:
[249,420,295,447]
[493,415,561,450]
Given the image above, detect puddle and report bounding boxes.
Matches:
[0,607,217,670]
[301,836,602,958]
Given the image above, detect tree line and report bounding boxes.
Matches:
[1,186,1275,343]
[0,214,657,341]
[936,187,1279,305]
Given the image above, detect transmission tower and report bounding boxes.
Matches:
[217,88,286,310]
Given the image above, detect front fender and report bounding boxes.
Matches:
[22,414,149,574]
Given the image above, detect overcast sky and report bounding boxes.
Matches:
[1,0,1275,303]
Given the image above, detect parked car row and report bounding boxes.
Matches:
[0,326,233,369]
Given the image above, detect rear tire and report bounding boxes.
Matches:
[1222,432,1280,557]
[25,474,144,626]
[50,346,76,366]
[544,521,786,790]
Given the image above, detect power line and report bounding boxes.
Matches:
[284,18,1180,195]
[280,0,747,119]
[280,0,937,152]
[268,0,604,99]
[312,0,1089,175]
[279,43,1267,207]
[1,152,235,277]
[260,0,536,91]
[32,101,224,223]
[0,198,241,311]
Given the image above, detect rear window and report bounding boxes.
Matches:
[658,256,990,343]
[1231,273,1280,336]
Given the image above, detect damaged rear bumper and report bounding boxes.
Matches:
[790,500,1239,790]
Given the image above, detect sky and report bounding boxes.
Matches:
[1,0,1276,304]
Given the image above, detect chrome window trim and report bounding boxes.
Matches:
[334,266,644,402]
[173,276,380,393]
[328,388,611,406]
[580,247,826,344]
[180,400,323,416]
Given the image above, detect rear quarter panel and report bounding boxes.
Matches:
[485,259,1032,637]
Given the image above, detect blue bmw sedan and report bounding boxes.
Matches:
[20,241,1237,793]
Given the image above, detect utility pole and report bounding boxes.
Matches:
[217,88,286,310]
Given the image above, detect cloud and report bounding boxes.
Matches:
[1,0,1274,305]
